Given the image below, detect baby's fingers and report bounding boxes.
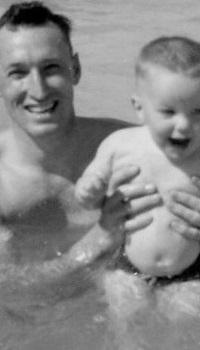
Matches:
[108,164,140,195]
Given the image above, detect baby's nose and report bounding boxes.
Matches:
[175,113,192,133]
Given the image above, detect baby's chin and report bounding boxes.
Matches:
[163,140,193,162]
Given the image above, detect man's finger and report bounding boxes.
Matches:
[168,200,200,227]
[170,221,200,241]
[119,183,158,201]
[171,191,200,211]
[128,193,161,216]
[124,213,153,232]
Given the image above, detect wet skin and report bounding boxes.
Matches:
[0,24,130,301]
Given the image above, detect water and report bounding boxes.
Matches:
[0,1,200,349]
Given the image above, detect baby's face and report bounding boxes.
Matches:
[138,65,200,163]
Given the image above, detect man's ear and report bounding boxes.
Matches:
[71,53,81,85]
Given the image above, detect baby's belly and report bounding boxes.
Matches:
[125,207,200,277]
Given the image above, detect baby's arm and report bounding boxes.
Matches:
[75,137,113,209]
[76,165,108,209]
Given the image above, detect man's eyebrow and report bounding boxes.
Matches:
[4,63,27,74]
[41,58,61,63]
[4,63,24,71]
[6,59,57,69]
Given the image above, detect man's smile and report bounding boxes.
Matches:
[25,101,58,114]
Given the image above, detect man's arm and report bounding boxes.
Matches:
[0,165,155,290]
[0,196,125,292]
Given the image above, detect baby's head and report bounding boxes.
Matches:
[133,36,200,163]
[135,36,200,82]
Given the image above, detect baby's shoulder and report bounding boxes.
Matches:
[101,125,150,152]
[103,125,146,143]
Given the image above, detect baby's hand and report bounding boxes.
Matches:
[75,172,107,209]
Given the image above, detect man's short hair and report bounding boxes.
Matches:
[135,36,200,79]
[0,1,73,54]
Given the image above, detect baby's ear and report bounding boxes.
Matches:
[131,94,142,111]
[131,94,145,124]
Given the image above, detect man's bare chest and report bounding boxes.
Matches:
[0,163,61,214]
[0,164,97,264]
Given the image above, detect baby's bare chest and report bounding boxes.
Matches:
[112,143,200,197]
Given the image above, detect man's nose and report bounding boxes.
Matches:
[28,71,48,99]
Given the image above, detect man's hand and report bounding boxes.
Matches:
[167,177,200,241]
[107,160,161,234]
[99,163,161,253]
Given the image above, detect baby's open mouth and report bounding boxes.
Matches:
[168,137,190,148]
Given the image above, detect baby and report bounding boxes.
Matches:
[76,36,200,278]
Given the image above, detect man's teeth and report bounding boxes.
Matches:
[26,102,56,113]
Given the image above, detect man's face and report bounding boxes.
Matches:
[138,65,200,163]
[0,22,80,137]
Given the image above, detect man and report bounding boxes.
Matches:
[0,1,161,288]
[0,3,161,349]
[0,2,200,349]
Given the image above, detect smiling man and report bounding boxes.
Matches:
[0,2,124,279]
[0,2,163,349]
[0,1,164,276]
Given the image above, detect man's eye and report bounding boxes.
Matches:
[8,70,26,79]
[45,64,60,73]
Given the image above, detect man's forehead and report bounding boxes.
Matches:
[0,23,71,62]
[0,22,67,48]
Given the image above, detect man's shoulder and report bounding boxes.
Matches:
[77,116,132,128]
[77,116,133,143]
